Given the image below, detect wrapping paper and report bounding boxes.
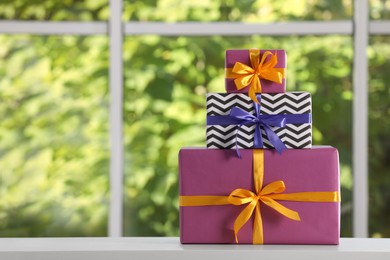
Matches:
[206,92,312,150]
[179,147,340,244]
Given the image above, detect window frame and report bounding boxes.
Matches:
[1,0,389,237]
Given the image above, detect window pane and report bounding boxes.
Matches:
[370,0,390,20]
[123,0,352,22]
[368,36,390,238]
[123,35,353,236]
[0,0,108,21]
[0,35,109,237]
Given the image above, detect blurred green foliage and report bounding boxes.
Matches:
[0,35,109,236]
[0,0,108,21]
[368,36,390,237]
[123,0,352,21]
[370,0,390,19]
[0,0,389,238]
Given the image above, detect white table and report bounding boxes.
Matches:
[0,237,389,260]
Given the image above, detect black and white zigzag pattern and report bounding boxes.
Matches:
[206,92,312,149]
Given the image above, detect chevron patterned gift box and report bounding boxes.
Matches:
[206,92,312,151]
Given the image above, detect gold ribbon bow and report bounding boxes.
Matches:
[225,49,285,103]
[227,151,300,244]
[179,150,339,244]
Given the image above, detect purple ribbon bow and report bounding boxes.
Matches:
[207,95,311,157]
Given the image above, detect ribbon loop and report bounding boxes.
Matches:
[233,62,255,75]
[229,107,258,123]
[228,188,257,205]
[260,181,286,195]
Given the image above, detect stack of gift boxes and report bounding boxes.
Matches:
[179,49,340,245]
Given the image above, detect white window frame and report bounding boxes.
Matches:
[1,0,390,238]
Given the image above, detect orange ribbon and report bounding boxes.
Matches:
[179,150,339,244]
[225,49,285,103]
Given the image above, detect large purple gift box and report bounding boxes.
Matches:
[179,147,340,244]
[225,49,287,93]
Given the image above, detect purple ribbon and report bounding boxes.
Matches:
[207,95,311,157]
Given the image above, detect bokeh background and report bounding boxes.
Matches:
[0,0,389,237]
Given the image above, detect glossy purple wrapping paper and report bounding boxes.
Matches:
[225,49,286,93]
[179,147,340,244]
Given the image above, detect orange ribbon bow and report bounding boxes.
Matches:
[179,150,339,244]
[225,49,285,103]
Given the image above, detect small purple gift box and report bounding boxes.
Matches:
[225,49,287,99]
[179,147,340,244]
